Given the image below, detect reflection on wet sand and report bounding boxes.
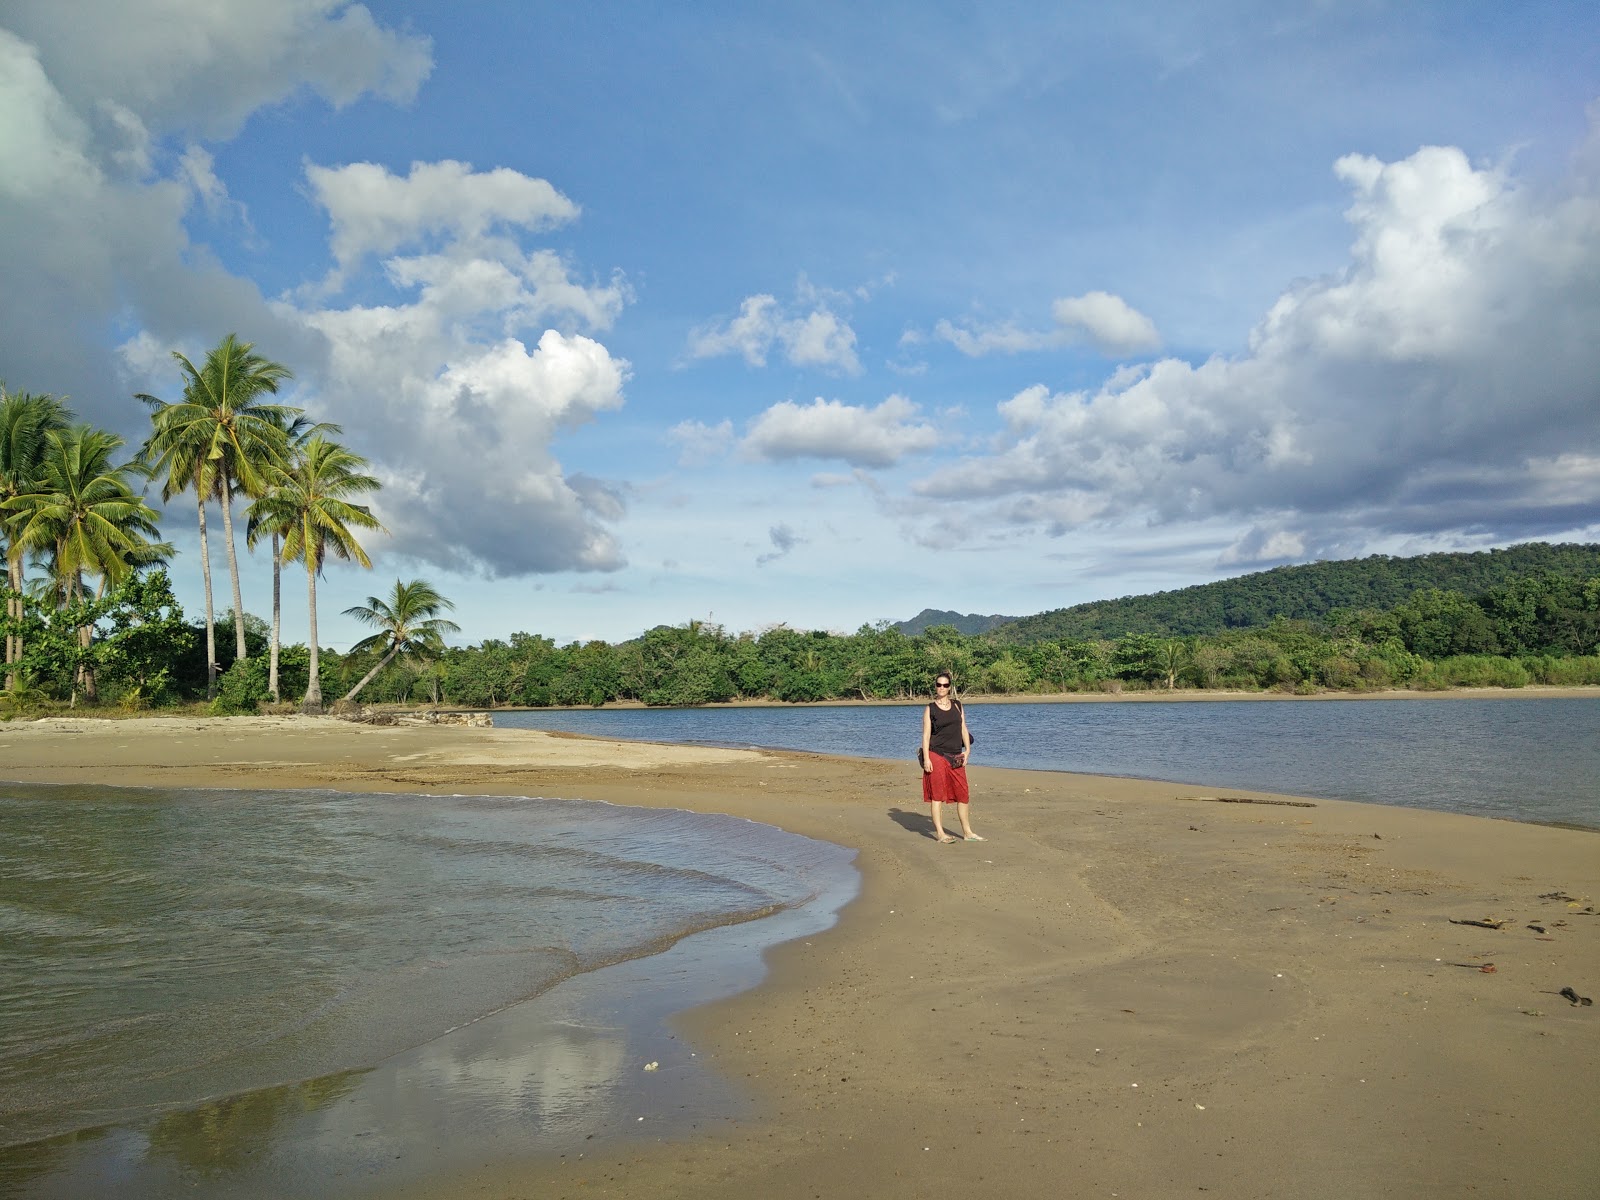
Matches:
[146,1072,364,1177]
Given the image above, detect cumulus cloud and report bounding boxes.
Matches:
[741,395,940,468]
[5,0,431,142]
[0,3,427,415]
[922,138,1600,556]
[935,290,1161,358]
[1051,292,1161,353]
[305,159,581,279]
[687,287,862,374]
[1,4,634,578]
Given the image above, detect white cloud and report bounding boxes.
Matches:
[1051,292,1161,354]
[310,321,631,575]
[667,419,735,466]
[272,154,634,577]
[3,5,630,581]
[0,4,427,414]
[177,144,233,217]
[935,290,1161,358]
[687,294,781,365]
[742,395,940,468]
[687,287,862,374]
[5,1,432,142]
[922,137,1600,553]
[305,159,581,276]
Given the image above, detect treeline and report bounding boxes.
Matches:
[341,570,1600,709]
[993,542,1600,642]
[0,338,459,716]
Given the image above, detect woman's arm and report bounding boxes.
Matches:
[959,707,972,763]
[921,704,933,773]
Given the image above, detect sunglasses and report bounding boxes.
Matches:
[935,681,951,689]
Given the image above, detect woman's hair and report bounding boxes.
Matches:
[934,671,953,687]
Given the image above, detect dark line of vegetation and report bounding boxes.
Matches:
[987,543,1600,642]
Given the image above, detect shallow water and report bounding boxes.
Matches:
[496,695,1600,828]
[0,784,857,1177]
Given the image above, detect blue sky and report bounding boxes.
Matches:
[3,1,1598,650]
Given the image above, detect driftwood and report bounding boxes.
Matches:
[1179,795,1317,808]
[1449,917,1508,930]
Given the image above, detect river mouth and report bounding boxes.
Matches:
[0,784,859,1197]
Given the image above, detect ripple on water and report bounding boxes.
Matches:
[0,784,854,1150]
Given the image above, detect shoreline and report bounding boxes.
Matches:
[3,718,1598,1199]
[460,682,1600,713]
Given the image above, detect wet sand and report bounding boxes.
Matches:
[4,715,1598,1199]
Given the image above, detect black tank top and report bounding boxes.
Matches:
[927,700,965,758]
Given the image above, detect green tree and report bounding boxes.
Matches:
[137,334,294,692]
[340,578,460,704]
[1,389,71,687]
[246,436,382,712]
[248,413,340,702]
[95,570,193,707]
[2,425,168,700]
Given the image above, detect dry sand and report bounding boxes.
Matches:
[3,714,1598,1199]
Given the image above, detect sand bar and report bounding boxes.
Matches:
[3,714,1598,1199]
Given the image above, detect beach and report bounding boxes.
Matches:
[3,714,1598,1199]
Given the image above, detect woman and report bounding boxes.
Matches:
[921,672,983,843]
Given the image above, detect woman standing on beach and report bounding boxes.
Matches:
[921,672,982,843]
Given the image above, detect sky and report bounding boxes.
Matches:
[2,1,1599,651]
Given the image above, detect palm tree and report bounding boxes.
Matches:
[1,389,72,687]
[247,436,382,712]
[247,414,341,702]
[340,579,460,704]
[3,425,169,701]
[137,334,293,693]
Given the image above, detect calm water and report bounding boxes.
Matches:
[498,696,1600,828]
[0,785,856,1172]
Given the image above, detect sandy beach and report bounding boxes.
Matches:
[3,714,1598,1199]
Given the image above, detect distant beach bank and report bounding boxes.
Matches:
[515,682,1600,711]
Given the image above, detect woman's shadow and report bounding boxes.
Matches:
[887,807,942,840]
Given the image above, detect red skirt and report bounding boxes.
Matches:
[922,752,970,804]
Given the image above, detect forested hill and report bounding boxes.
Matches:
[893,608,1020,636]
[990,542,1600,643]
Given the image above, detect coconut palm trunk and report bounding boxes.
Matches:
[268,531,282,702]
[197,490,217,697]
[304,562,322,712]
[5,554,23,688]
[342,646,402,704]
[218,482,249,663]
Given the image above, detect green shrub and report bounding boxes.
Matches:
[1522,655,1600,685]
[1429,655,1530,688]
[212,657,271,715]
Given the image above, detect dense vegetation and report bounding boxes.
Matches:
[0,338,446,716]
[5,343,1598,716]
[361,567,1599,709]
[990,543,1600,642]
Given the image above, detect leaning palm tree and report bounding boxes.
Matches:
[248,436,382,713]
[247,413,341,702]
[340,578,460,704]
[137,334,294,692]
[3,425,169,701]
[1,389,72,687]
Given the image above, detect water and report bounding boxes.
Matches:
[496,695,1600,828]
[0,784,857,1181]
